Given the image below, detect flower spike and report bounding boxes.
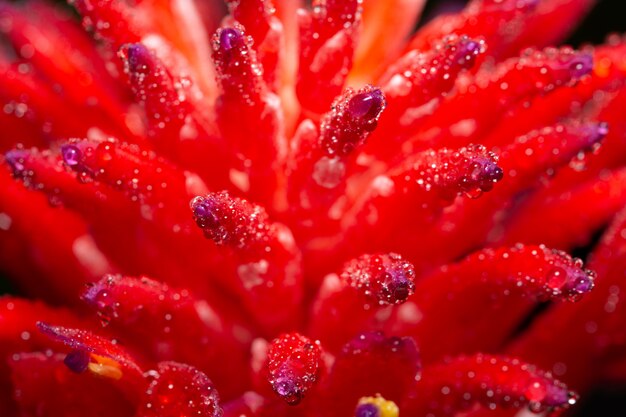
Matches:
[136,362,223,417]
[318,332,420,417]
[4,146,239,296]
[191,191,274,249]
[60,137,208,214]
[354,396,399,417]
[508,206,626,390]
[286,85,386,238]
[478,37,626,149]
[1,0,626,414]
[410,121,608,269]
[225,0,273,48]
[35,322,147,397]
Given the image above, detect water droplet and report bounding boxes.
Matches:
[96,143,114,164]
[61,144,81,167]
[546,267,567,290]
[219,27,242,51]
[465,188,483,199]
[347,89,385,121]
[525,379,547,403]
[312,156,345,189]
[272,375,303,405]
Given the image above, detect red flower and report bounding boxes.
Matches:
[1,0,625,416]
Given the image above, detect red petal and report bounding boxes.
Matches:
[404,354,577,415]
[225,0,282,87]
[9,352,135,417]
[136,361,222,417]
[408,47,593,151]
[0,165,115,302]
[37,322,145,393]
[499,168,626,249]
[497,0,595,59]
[389,244,595,363]
[349,0,427,83]
[0,3,134,140]
[296,0,361,113]
[265,333,325,405]
[365,35,484,162]
[70,0,149,48]
[81,274,250,399]
[0,298,90,416]
[406,0,538,56]
[317,332,420,417]
[336,145,503,262]
[212,24,285,205]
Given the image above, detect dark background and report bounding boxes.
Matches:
[419,0,626,45]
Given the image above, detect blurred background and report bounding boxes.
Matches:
[419,0,626,45]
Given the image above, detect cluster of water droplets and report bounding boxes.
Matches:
[395,144,503,201]
[190,191,271,250]
[340,253,416,306]
[212,24,265,108]
[320,86,386,157]
[267,333,323,405]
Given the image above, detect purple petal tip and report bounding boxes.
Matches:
[355,403,379,417]
[64,349,91,374]
[569,53,593,79]
[597,122,609,137]
[347,89,385,121]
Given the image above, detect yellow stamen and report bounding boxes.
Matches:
[358,395,399,417]
[87,354,123,380]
